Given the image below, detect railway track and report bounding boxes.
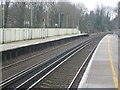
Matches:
[32,36,101,89]
[1,34,105,89]
[2,35,89,81]
[67,46,96,89]
[2,34,98,81]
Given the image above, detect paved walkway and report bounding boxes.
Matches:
[0,34,83,52]
[78,34,119,88]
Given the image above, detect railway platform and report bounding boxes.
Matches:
[78,34,119,88]
[1,33,88,61]
[0,34,83,52]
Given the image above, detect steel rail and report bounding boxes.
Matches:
[1,35,105,89]
[27,35,104,90]
[27,42,91,90]
[67,45,97,89]
[1,36,89,84]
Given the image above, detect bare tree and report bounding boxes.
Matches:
[4,2,10,28]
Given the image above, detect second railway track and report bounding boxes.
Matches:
[1,34,105,89]
[30,36,101,89]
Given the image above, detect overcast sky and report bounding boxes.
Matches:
[70,0,119,10]
[2,0,120,11]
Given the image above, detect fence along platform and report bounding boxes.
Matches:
[0,28,80,44]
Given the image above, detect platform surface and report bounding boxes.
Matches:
[0,34,82,52]
[78,34,119,88]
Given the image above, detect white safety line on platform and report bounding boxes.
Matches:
[78,35,106,88]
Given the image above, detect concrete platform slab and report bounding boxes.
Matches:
[0,34,83,52]
[78,34,119,88]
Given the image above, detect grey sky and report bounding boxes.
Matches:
[70,0,119,10]
[2,0,120,11]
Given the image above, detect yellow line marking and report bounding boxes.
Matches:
[107,37,120,89]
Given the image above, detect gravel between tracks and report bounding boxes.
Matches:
[2,34,102,81]
[2,36,89,80]
[33,37,102,88]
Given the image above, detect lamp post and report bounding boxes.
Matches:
[43,19,46,38]
[2,1,5,44]
[55,24,59,35]
[30,3,33,40]
[0,2,2,28]
[58,12,61,28]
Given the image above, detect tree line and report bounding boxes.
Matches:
[0,1,118,33]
